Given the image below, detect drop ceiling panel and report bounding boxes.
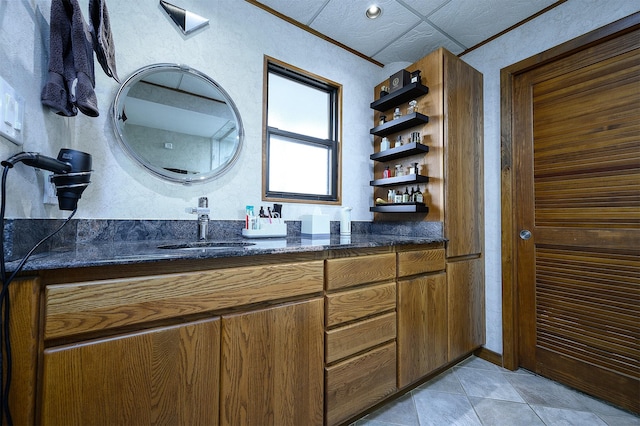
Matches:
[429,0,559,47]
[309,0,422,57]
[372,21,464,64]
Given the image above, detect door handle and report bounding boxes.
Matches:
[519,229,532,240]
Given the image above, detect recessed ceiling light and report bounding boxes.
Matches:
[366,5,382,19]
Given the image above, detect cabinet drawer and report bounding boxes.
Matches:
[397,248,445,277]
[325,253,395,290]
[325,282,396,328]
[326,312,396,364]
[44,260,324,340]
[325,342,397,426]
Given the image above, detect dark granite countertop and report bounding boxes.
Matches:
[8,233,446,273]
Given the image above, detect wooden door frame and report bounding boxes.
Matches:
[500,12,640,371]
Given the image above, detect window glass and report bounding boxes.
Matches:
[263,60,340,202]
[268,74,329,139]
[268,134,331,195]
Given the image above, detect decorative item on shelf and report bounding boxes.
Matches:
[393,107,402,120]
[387,189,395,203]
[383,166,391,178]
[380,137,390,151]
[379,114,386,126]
[408,162,419,175]
[410,70,422,84]
[395,164,403,177]
[380,85,389,97]
[411,131,421,143]
[407,99,418,114]
[389,69,410,93]
[415,186,423,203]
[395,135,403,148]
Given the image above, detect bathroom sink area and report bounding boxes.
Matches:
[157,241,256,250]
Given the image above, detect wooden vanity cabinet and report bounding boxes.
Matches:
[40,318,221,426]
[11,243,483,426]
[324,251,397,426]
[33,256,325,426]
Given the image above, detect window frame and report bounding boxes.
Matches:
[262,56,342,204]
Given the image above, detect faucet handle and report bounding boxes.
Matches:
[185,206,210,215]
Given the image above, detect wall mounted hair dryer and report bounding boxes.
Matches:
[1,149,92,210]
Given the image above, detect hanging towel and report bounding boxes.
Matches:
[41,0,99,117]
[89,0,119,83]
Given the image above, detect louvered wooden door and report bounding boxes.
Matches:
[514,27,639,413]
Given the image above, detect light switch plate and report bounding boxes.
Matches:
[0,75,25,145]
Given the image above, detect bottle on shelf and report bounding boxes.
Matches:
[415,186,423,203]
[383,166,391,178]
[387,189,395,203]
[410,70,421,84]
[394,191,403,204]
[395,164,403,177]
[402,187,410,203]
[380,137,390,151]
[393,107,401,120]
[407,99,418,114]
[395,135,403,148]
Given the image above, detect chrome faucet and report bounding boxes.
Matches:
[186,197,210,240]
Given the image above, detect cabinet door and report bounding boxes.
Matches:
[40,318,220,425]
[397,273,448,388]
[443,50,484,258]
[221,298,324,426]
[448,257,485,361]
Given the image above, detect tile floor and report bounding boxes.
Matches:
[352,356,639,426]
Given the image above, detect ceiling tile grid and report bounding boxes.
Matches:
[395,0,452,18]
[372,21,463,64]
[309,0,424,56]
[249,0,563,65]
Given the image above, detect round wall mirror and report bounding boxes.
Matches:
[112,63,244,184]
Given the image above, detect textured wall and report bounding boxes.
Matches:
[461,0,640,354]
[0,0,380,221]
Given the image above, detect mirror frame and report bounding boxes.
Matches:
[112,63,244,184]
